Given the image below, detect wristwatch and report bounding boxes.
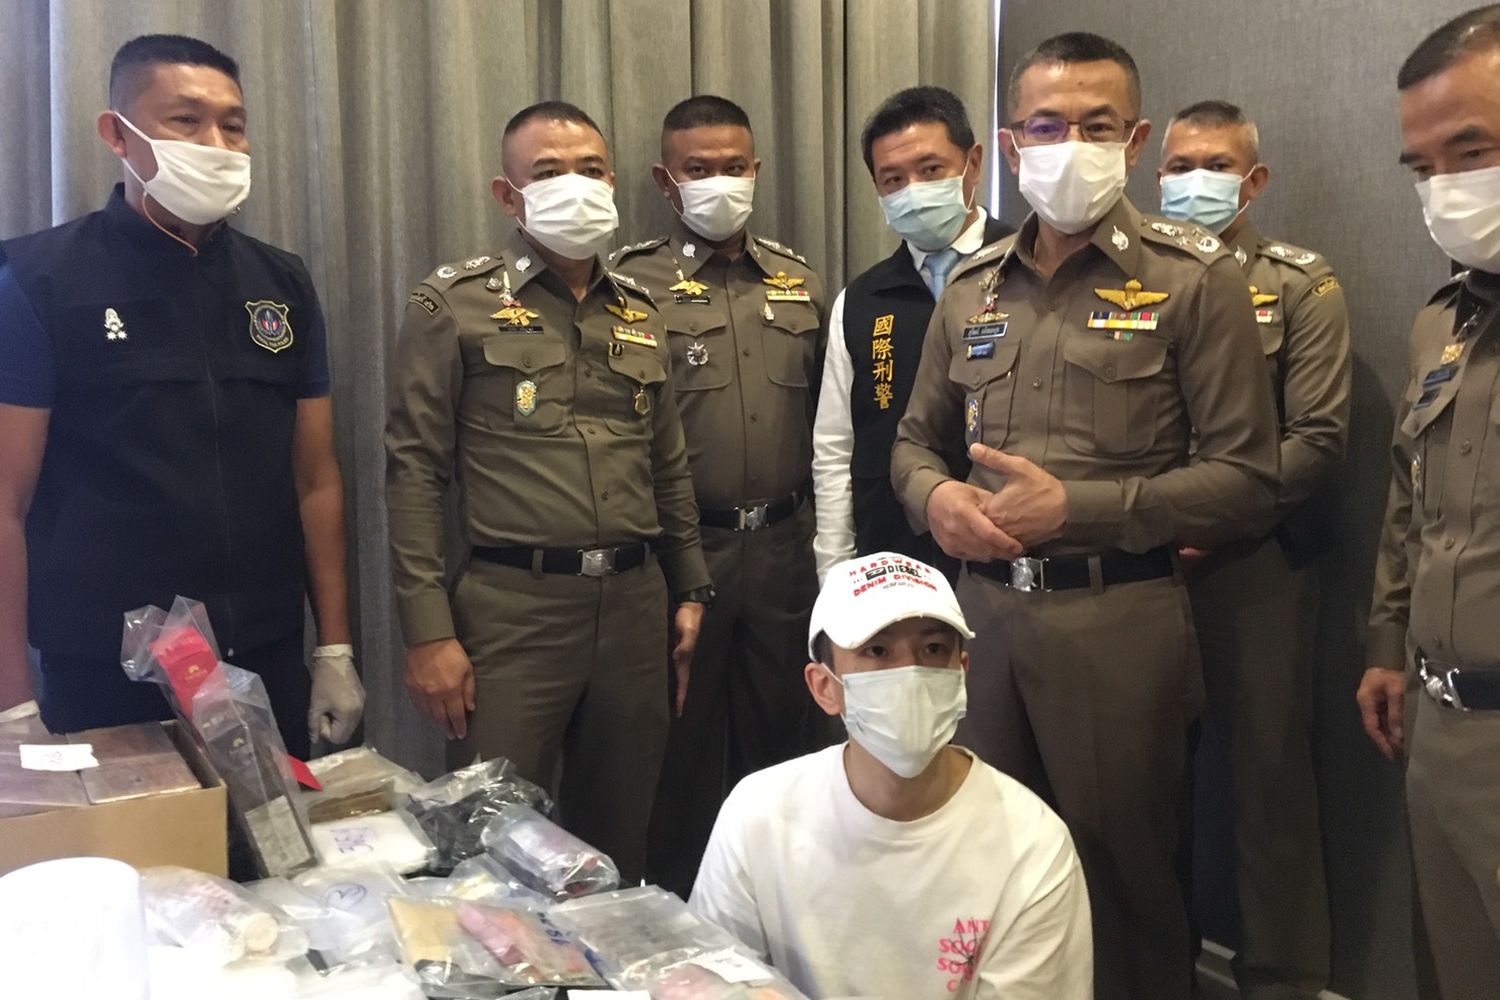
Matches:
[676,585,718,608]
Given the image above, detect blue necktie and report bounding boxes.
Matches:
[923,247,961,299]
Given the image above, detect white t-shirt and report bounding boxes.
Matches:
[689,745,1092,1000]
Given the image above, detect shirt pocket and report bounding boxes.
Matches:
[949,339,1021,448]
[666,317,732,392]
[603,345,669,437]
[761,307,819,388]
[467,335,569,434]
[1062,334,1171,457]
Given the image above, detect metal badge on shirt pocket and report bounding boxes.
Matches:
[515,378,538,417]
[245,300,293,353]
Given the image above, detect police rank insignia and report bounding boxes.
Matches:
[686,341,709,366]
[1441,343,1464,365]
[966,397,981,442]
[606,303,650,324]
[1094,279,1169,312]
[1234,246,1248,267]
[1312,276,1340,298]
[103,307,127,341]
[683,243,697,259]
[763,271,810,302]
[1150,222,1183,238]
[1250,286,1279,324]
[515,379,538,417]
[245,300,293,353]
[612,326,658,348]
[1111,226,1129,251]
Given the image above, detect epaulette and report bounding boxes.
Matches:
[1429,271,1467,307]
[422,253,504,290]
[1140,217,1228,262]
[607,236,669,264]
[607,270,656,306]
[1259,241,1323,271]
[949,235,1016,284]
[754,236,810,267]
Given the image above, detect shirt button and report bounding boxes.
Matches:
[1444,536,1456,550]
[601,490,610,500]
[587,427,597,435]
[1103,364,1116,379]
[1460,440,1473,455]
[750,414,759,422]
[743,347,752,357]
[1031,378,1043,390]
[1047,300,1060,312]
[522,353,533,366]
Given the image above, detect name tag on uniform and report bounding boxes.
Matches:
[765,290,811,302]
[612,326,658,348]
[1423,363,1458,388]
[674,294,712,305]
[966,341,996,360]
[1087,310,1160,332]
[1254,308,1276,324]
[962,323,1008,342]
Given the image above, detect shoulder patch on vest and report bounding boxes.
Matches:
[607,236,669,264]
[754,236,810,266]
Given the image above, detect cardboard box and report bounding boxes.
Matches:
[0,721,227,877]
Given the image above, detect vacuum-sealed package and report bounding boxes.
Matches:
[387,897,604,996]
[121,597,315,877]
[405,758,554,872]
[553,887,810,999]
[478,803,619,899]
[141,866,308,968]
[291,863,412,967]
[303,746,424,824]
[311,809,439,875]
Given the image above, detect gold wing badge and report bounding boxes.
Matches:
[606,303,649,324]
[670,278,709,297]
[762,271,805,291]
[491,304,540,326]
[1249,286,1279,307]
[1093,279,1170,311]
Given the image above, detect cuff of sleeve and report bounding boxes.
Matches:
[398,591,456,647]
[659,545,712,595]
[1365,624,1408,670]
[903,469,954,534]
[1060,480,1123,546]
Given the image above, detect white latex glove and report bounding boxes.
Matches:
[309,644,365,746]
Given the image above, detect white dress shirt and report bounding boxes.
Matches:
[812,213,990,581]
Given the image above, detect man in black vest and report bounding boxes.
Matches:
[0,34,363,758]
[813,87,1012,583]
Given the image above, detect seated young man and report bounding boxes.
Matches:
[689,552,1092,999]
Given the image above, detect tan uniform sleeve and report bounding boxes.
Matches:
[891,300,963,530]
[384,291,461,646]
[648,335,712,594]
[1273,274,1352,521]
[1366,362,1419,669]
[1061,255,1281,550]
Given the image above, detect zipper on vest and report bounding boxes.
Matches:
[194,257,238,653]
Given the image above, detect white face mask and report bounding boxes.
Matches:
[1017,139,1129,235]
[879,168,974,252]
[114,112,251,225]
[672,173,756,242]
[826,664,967,778]
[510,173,620,260]
[1418,165,1500,272]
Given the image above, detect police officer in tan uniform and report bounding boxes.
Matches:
[1157,101,1351,1000]
[1359,8,1500,992]
[610,95,825,897]
[892,33,1279,1000]
[386,101,712,880]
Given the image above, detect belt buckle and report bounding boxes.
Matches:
[741,503,770,531]
[1009,556,1045,593]
[1419,658,1465,711]
[579,547,615,577]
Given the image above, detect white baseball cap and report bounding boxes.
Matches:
[808,551,975,660]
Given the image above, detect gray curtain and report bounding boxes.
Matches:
[0,0,996,777]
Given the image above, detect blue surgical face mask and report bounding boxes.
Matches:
[1160,168,1247,234]
[879,164,974,252]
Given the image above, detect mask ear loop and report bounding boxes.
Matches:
[111,111,200,256]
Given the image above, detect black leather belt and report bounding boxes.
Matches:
[699,489,804,532]
[967,547,1174,593]
[471,541,650,577]
[1418,650,1500,711]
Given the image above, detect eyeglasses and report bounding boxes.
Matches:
[1006,115,1138,145]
